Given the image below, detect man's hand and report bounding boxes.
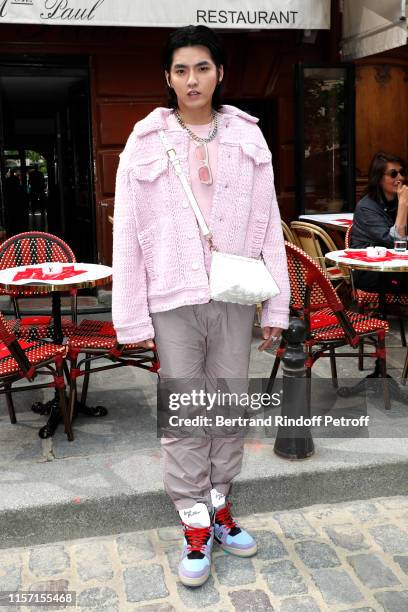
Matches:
[135,339,155,349]
[117,339,155,351]
[258,327,283,351]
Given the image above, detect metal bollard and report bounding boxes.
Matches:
[274,317,315,460]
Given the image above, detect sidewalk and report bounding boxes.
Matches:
[0,318,408,550]
[1,496,407,611]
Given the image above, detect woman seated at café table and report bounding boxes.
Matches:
[350,151,408,295]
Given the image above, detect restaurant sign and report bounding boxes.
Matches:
[0,0,331,29]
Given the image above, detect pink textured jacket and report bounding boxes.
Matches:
[112,105,290,343]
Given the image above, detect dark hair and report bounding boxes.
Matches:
[162,25,224,110]
[367,151,406,203]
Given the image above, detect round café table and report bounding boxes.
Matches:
[0,262,112,437]
[299,213,354,233]
[325,248,408,317]
[326,247,408,270]
[325,248,408,399]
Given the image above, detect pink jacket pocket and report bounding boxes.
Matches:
[240,142,272,165]
[133,157,168,182]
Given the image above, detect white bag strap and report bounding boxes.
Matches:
[158,130,213,242]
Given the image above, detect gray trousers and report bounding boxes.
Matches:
[152,301,255,511]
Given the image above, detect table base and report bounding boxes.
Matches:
[337,360,407,404]
[32,397,108,439]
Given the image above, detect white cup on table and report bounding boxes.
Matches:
[366,246,386,257]
[44,263,64,274]
[375,246,387,256]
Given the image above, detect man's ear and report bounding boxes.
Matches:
[165,71,171,88]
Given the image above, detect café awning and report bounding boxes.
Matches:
[0,0,331,29]
[342,0,407,60]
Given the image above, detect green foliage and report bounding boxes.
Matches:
[26,150,47,174]
[304,77,345,154]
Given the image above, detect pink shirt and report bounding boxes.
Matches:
[166,114,217,223]
[167,114,218,273]
[186,122,217,226]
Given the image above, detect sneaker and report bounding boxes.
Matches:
[178,502,214,587]
[211,490,257,557]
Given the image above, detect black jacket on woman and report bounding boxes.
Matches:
[350,193,408,293]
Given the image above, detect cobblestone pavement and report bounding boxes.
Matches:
[1,496,408,611]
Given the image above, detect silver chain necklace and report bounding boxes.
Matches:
[174,109,218,143]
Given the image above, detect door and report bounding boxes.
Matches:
[63,82,96,262]
[295,63,355,215]
[0,55,95,258]
[0,90,6,237]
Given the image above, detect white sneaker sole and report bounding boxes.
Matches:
[178,567,211,587]
[217,540,258,557]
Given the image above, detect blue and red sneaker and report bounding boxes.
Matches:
[178,503,214,587]
[213,497,257,557]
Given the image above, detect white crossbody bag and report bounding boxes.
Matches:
[159,130,280,306]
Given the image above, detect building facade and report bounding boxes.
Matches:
[2,2,407,266]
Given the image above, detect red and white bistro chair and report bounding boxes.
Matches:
[267,242,391,409]
[66,319,159,427]
[0,231,78,341]
[0,312,72,440]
